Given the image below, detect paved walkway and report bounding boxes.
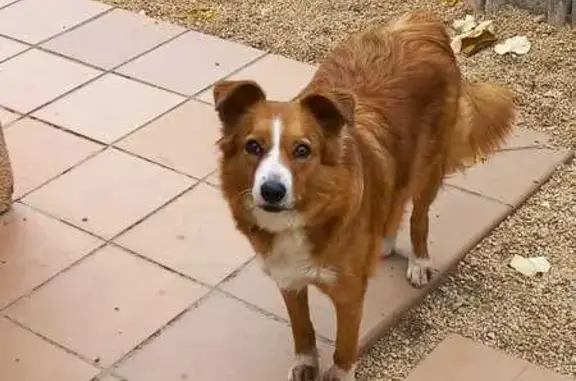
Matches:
[0,1,572,380]
[405,335,573,381]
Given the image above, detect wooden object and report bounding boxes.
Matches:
[0,122,14,214]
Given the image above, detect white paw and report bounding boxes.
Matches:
[406,258,433,288]
[380,235,397,258]
[288,352,319,381]
[320,365,355,381]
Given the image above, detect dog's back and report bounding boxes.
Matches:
[299,11,514,193]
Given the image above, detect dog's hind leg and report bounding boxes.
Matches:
[405,167,443,288]
[381,190,410,258]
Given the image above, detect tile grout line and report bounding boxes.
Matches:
[3,17,270,204]
[1,5,191,118]
[0,36,34,65]
[0,240,109,313]
[2,209,326,378]
[101,289,220,378]
[104,49,270,145]
[3,30,192,122]
[0,4,115,47]
[443,184,514,208]
[499,144,557,152]
[13,145,108,202]
[107,242,214,288]
[0,0,22,11]
[9,157,221,307]
[446,149,574,211]
[4,180,203,312]
[2,314,110,371]
[1,2,271,210]
[103,284,333,380]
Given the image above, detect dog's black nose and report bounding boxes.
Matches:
[260,180,287,204]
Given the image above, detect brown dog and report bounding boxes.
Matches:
[212,11,514,381]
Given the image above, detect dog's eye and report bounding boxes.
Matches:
[293,143,311,160]
[245,139,263,156]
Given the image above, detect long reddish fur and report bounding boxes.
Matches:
[214,11,515,376]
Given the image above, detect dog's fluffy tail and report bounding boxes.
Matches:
[448,81,515,171]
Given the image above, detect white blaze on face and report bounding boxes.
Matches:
[252,117,294,208]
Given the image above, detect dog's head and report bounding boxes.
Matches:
[213,80,356,233]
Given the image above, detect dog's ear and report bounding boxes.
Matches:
[213,80,266,131]
[300,90,355,135]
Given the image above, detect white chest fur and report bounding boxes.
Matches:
[260,229,337,291]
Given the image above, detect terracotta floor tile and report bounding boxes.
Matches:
[0,203,102,309]
[446,147,570,206]
[0,0,110,44]
[116,183,253,285]
[219,259,286,318]
[0,317,99,381]
[0,106,21,127]
[196,54,317,103]
[221,187,511,344]
[5,245,209,366]
[116,291,332,381]
[42,8,184,69]
[0,35,28,62]
[23,148,193,239]
[404,334,527,381]
[117,99,220,178]
[502,127,551,150]
[5,118,103,198]
[116,30,264,95]
[33,73,184,144]
[516,364,573,381]
[0,49,100,114]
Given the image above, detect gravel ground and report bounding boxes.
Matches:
[103,0,575,378]
[358,158,576,380]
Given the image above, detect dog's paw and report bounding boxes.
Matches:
[406,258,434,288]
[320,365,355,381]
[288,353,319,381]
[380,235,397,258]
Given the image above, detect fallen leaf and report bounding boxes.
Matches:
[453,15,477,34]
[494,36,531,55]
[451,16,496,56]
[461,30,497,56]
[510,255,551,277]
[442,0,461,6]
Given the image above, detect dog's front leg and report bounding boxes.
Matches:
[282,288,319,381]
[321,280,366,381]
